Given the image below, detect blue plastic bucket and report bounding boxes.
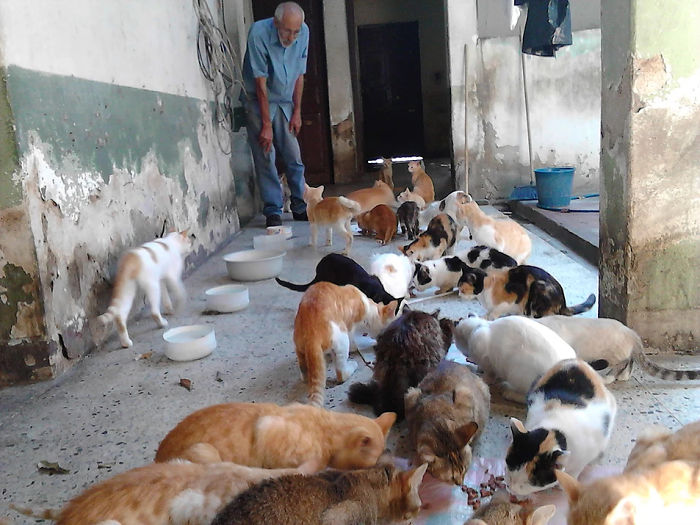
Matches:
[534,167,574,210]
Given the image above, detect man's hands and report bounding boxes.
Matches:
[289,110,302,136]
[259,121,273,153]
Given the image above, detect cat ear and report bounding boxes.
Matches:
[608,495,642,523]
[318,185,325,193]
[375,412,397,436]
[399,245,408,255]
[404,387,421,412]
[400,463,428,494]
[430,309,441,318]
[553,449,570,469]
[510,417,527,436]
[455,422,479,448]
[528,504,556,525]
[554,470,580,503]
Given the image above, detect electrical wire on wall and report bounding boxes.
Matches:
[192,0,246,154]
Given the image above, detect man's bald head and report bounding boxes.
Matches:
[274,2,305,47]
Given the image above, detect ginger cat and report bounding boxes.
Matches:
[211,462,428,525]
[11,460,317,525]
[465,490,556,525]
[408,160,435,204]
[557,460,700,525]
[397,187,427,210]
[377,157,394,190]
[93,230,191,348]
[304,183,361,255]
[356,204,398,245]
[345,180,396,215]
[294,281,398,406]
[155,402,396,471]
[440,191,531,263]
[624,420,700,473]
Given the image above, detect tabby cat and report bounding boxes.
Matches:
[304,183,361,255]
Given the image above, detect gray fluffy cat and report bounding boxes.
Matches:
[405,360,490,485]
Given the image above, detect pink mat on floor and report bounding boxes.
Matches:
[402,457,622,525]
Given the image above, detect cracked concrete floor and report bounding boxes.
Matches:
[1,209,698,523]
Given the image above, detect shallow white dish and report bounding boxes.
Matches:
[253,233,292,251]
[163,324,216,361]
[205,284,249,313]
[223,249,286,281]
[266,225,292,239]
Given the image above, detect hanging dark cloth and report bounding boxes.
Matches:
[515,0,572,57]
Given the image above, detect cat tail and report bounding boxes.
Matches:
[562,293,596,315]
[337,196,362,216]
[633,343,700,381]
[9,503,60,521]
[275,277,317,292]
[305,341,327,407]
[348,381,380,407]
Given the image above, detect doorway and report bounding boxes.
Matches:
[251,0,333,185]
[357,21,425,161]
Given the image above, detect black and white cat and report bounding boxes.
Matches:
[456,245,517,272]
[413,256,467,294]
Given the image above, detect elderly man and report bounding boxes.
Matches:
[241,2,309,227]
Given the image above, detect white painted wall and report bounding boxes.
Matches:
[0,0,214,100]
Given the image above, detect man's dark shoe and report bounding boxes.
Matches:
[292,210,308,221]
[266,214,282,227]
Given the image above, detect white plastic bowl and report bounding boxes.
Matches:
[266,225,292,238]
[253,233,292,251]
[223,249,286,281]
[163,324,216,361]
[205,284,249,313]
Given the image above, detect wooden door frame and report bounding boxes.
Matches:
[345,0,365,171]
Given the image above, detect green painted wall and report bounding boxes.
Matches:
[0,67,21,209]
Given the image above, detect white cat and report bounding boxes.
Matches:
[94,231,191,348]
[454,315,576,401]
[413,256,466,294]
[506,359,617,496]
[369,253,414,300]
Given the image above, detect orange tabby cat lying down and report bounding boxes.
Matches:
[345,180,396,215]
[11,460,317,525]
[155,402,396,471]
[294,281,399,406]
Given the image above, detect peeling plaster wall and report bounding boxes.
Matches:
[600,0,700,351]
[0,0,254,385]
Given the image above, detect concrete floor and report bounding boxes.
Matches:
[1,207,698,523]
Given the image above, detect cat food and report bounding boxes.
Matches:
[462,474,508,510]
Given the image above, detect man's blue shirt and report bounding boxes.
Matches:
[241,17,309,121]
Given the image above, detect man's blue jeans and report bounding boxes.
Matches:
[244,100,306,218]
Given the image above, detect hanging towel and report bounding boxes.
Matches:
[515,0,572,57]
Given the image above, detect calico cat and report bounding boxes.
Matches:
[294,282,398,406]
[400,213,458,262]
[557,460,700,525]
[377,157,394,190]
[370,253,415,300]
[624,420,700,473]
[440,191,531,263]
[11,461,317,525]
[465,490,556,525]
[345,180,396,215]
[536,315,700,383]
[408,160,435,204]
[397,201,420,240]
[458,265,596,320]
[304,183,361,255]
[357,204,397,245]
[404,360,490,485]
[348,310,454,419]
[275,253,401,305]
[93,230,191,348]
[155,402,396,470]
[506,359,617,496]
[454,315,576,401]
[211,462,428,525]
[397,188,427,210]
[456,244,517,273]
[413,255,468,294]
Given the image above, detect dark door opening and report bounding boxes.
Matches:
[251,0,333,185]
[357,21,424,161]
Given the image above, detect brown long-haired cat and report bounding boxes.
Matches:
[357,204,398,245]
[404,360,490,485]
[294,281,398,407]
[155,402,396,470]
[408,160,435,204]
[11,460,317,525]
[458,265,596,320]
[92,230,191,348]
[345,180,396,214]
[304,183,361,255]
[210,462,428,525]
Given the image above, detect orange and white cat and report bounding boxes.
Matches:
[93,230,191,348]
[408,160,435,204]
[624,420,700,474]
[304,183,361,255]
[11,460,317,525]
[294,281,398,406]
[397,188,427,210]
[345,180,396,215]
[155,402,396,471]
[440,191,531,263]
